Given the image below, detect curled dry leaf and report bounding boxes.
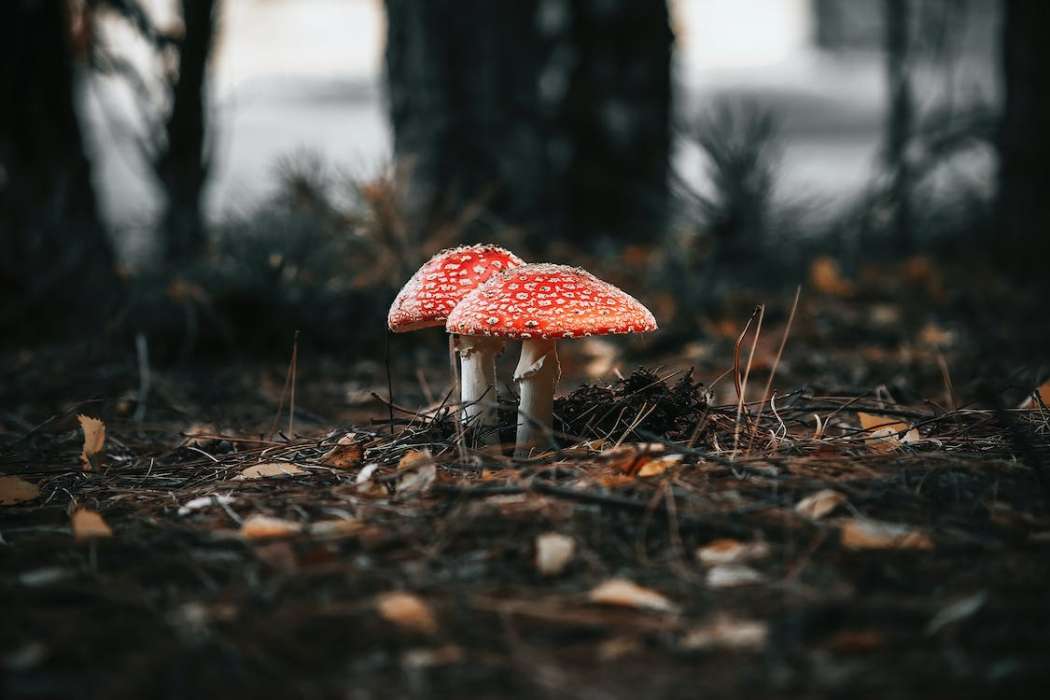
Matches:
[0,476,41,506]
[234,462,306,480]
[795,489,847,520]
[840,518,934,550]
[240,515,302,540]
[376,592,438,635]
[320,433,364,469]
[681,615,768,651]
[587,578,679,613]
[78,415,105,471]
[705,564,766,589]
[535,532,575,576]
[857,412,920,451]
[72,508,112,541]
[696,538,770,566]
[1019,380,1050,409]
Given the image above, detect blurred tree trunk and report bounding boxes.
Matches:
[384,0,546,242]
[383,0,672,250]
[554,0,672,248]
[883,0,913,251]
[997,0,1050,266]
[157,0,217,267]
[0,0,118,328]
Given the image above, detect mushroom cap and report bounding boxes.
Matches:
[387,244,526,332]
[445,263,657,340]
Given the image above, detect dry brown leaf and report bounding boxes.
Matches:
[398,448,433,470]
[681,615,768,651]
[637,454,683,478]
[240,515,302,539]
[0,476,41,506]
[72,508,112,541]
[857,412,919,451]
[376,592,438,635]
[535,532,575,576]
[696,538,770,566]
[600,443,680,477]
[320,433,364,469]
[795,489,847,520]
[705,564,766,589]
[809,256,853,296]
[1019,381,1050,409]
[587,578,678,613]
[840,518,933,550]
[234,462,306,480]
[78,415,105,471]
[398,463,436,498]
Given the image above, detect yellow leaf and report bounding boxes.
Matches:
[535,532,575,576]
[78,415,105,471]
[376,592,438,635]
[1019,381,1050,409]
[681,615,768,651]
[320,433,364,469]
[0,476,41,506]
[857,413,917,451]
[795,489,847,520]
[840,518,933,550]
[72,508,112,541]
[587,578,678,613]
[234,462,306,480]
[240,515,302,539]
[695,538,770,566]
[809,256,853,296]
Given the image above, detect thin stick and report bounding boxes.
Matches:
[385,331,395,435]
[732,305,764,459]
[267,335,295,439]
[747,285,801,452]
[288,330,300,438]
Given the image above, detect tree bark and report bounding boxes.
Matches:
[553,0,673,248]
[0,0,118,328]
[157,0,217,266]
[997,0,1050,268]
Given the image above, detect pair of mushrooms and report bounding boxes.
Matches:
[388,245,656,455]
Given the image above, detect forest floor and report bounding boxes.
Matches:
[2,258,1050,699]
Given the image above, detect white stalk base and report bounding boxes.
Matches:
[513,337,560,457]
[456,335,503,430]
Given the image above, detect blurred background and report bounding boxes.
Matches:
[2,0,1048,417]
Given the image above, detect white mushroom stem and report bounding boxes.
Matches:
[513,337,561,456]
[456,335,504,428]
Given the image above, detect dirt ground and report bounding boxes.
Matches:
[3,264,1050,699]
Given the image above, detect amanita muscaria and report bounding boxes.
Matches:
[388,245,525,428]
[446,263,657,455]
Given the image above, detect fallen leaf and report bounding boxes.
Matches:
[809,256,853,297]
[1019,381,1050,409]
[795,489,847,520]
[356,463,380,483]
[681,615,768,651]
[72,508,112,541]
[857,412,918,451]
[587,578,678,613]
[600,443,681,477]
[696,538,770,566]
[310,518,363,538]
[376,592,438,634]
[398,449,433,470]
[401,645,463,668]
[637,454,683,478]
[320,433,364,469]
[181,423,219,447]
[705,564,766,589]
[78,415,105,471]
[234,462,306,480]
[926,591,987,635]
[397,463,436,498]
[535,532,575,576]
[0,476,41,505]
[240,515,302,539]
[177,494,235,516]
[840,518,933,550]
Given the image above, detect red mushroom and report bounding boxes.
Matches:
[446,263,657,455]
[388,245,525,428]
